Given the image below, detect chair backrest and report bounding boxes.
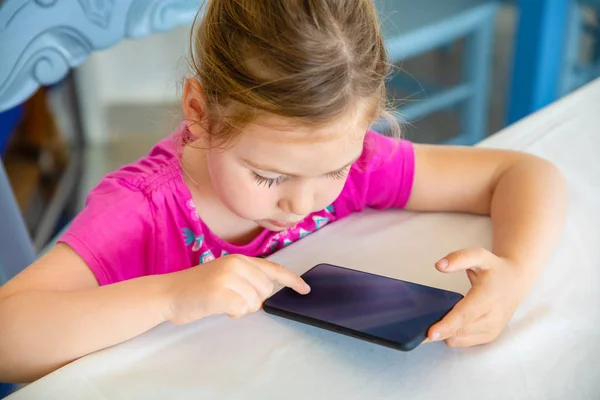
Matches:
[580,0,600,7]
[0,0,202,284]
[0,0,203,112]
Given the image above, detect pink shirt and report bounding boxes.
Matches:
[59,124,415,285]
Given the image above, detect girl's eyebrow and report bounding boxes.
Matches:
[243,154,361,177]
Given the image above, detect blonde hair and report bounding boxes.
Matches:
[189,0,399,146]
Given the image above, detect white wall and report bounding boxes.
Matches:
[76,25,192,144]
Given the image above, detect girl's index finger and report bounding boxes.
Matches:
[247,258,311,295]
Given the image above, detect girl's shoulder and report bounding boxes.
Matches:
[333,130,415,215]
[358,130,414,168]
[99,129,185,197]
[58,125,194,285]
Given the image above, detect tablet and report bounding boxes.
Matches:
[263,263,463,351]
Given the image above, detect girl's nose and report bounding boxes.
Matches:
[279,181,314,217]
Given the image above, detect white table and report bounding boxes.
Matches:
[11,80,600,400]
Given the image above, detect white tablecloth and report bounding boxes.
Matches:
[10,80,600,400]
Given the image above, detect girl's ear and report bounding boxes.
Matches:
[182,77,208,139]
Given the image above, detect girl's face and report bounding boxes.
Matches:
[203,111,368,232]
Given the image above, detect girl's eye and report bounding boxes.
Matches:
[252,167,349,188]
[252,172,285,188]
[325,168,349,180]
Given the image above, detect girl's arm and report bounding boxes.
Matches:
[406,145,566,346]
[0,244,170,383]
[0,244,308,383]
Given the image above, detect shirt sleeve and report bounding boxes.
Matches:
[58,176,156,286]
[334,130,415,215]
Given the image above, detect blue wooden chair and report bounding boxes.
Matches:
[561,0,600,95]
[375,0,500,145]
[0,0,202,396]
[507,0,600,123]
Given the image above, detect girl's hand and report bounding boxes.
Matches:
[164,255,310,324]
[426,248,530,347]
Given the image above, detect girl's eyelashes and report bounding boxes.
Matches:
[325,168,349,180]
[252,172,286,188]
[251,167,350,188]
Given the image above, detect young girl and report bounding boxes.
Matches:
[0,0,565,383]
